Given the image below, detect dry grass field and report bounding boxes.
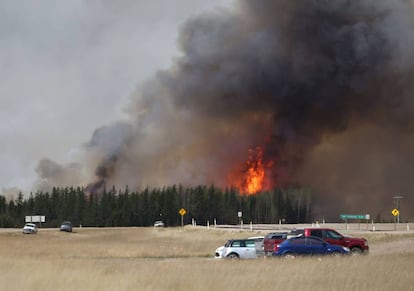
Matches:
[1,225,414,291]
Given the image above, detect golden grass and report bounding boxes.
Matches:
[1,227,413,291]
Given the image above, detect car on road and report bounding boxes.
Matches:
[153,221,165,227]
[215,238,258,259]
[272,236,350,258]
[22,223,38,234]
[60,221,73,232]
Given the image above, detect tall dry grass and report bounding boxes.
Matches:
[0,227,413,291]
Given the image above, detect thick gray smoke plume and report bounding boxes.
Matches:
[36,0,414,220]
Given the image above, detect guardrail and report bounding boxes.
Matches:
[193,222,414,233]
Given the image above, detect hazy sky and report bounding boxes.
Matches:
[0,0,233,194]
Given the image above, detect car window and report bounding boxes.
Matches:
[290,229,304,236]
[245,240,255,247]
[324,230,341,239]
[270,233,286,239]
[290,238,306,245]
[308,237,323,245]
[310,229,323,238]
[232,241,242,247]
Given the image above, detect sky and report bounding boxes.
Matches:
[0,0,233,195]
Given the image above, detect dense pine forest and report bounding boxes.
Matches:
[0,185,313,228]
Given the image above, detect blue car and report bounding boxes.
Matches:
[272,236,350,257]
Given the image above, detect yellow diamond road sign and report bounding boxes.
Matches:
[179,208,186,216]
[392,208,399,216]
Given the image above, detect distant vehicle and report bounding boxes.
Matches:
[60,221,73,232]
[153,221,165,227]
[272,236,350,258]
[22,223,38,234]
[215,239,258,259]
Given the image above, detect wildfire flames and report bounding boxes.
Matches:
[241,146,271,195]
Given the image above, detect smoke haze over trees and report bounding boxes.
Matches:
[8,0,414,220]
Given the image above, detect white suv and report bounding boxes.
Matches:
[215,239,258,259]
[22,223,38,234]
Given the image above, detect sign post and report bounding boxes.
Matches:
[393,196,403,224]
[238,211,242,230]
[179,208,186,227]
[392,208,399,231]
[25,215,46,227]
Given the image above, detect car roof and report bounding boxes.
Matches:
[248,236,264,240]
[228,238,256,242]
[292,227,335,231]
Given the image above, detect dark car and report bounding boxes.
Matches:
[272,236,350,258]
[60,221,73,232]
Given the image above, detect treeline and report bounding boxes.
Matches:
[0,185,313,228]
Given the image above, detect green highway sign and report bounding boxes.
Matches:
[340,214,370,220]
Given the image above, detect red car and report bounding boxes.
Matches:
[263,232,290,255]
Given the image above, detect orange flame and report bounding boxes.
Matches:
[243,146,265,195]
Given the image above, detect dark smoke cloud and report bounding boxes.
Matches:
[37,0,414,220]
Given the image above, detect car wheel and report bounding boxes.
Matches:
[350,247,362,255]
[227,253,239,259]
[283,252,295,259]
[331,251,342,257]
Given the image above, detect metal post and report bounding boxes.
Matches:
[393,196,404,224]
